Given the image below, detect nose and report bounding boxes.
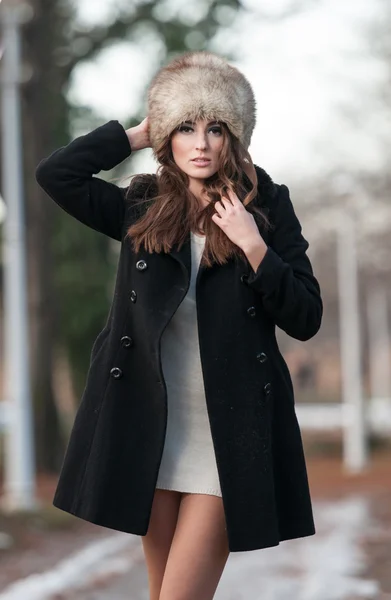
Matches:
[195,131,208,150]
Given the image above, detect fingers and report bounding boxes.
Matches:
[214,200,227,214]
[220,189,240,206]
[215,193,239,212]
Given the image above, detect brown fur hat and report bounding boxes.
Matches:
[147,50,256,155]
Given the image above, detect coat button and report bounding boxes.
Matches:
[120,336,133,348]
[257,352,268,363]
[247,306,256,317]
[240,273,249,284]
[130,290,137,303]
[136,260,148,271]
[110,367,123,379]
[263,382,272,395]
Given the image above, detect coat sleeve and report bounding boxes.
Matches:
[246,183,323,341]
[35,120,132,241]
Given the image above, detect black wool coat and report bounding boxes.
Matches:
[35,120,323,553]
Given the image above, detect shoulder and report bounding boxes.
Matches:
[125,172,158,200]
[252,166,303,241]
[123,172,158,220]
[253,164,278,202]
[253,163,286,221]
[253,163,286,212]
[253,164,296,213]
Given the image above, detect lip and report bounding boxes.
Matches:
[191,158,211,166]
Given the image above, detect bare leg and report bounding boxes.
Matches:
[159,492,230,600]
[141,488,182,600]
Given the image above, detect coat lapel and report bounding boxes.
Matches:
[168,229,211,289]
[167,228,192,284]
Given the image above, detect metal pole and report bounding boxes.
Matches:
[0,1,37,510]
[366,283,391,401]
[337,212,367,472]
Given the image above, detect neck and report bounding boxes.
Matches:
[189,179,210,209]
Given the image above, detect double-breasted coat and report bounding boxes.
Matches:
[35,120,323,553]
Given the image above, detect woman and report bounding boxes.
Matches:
[36,51,323,600]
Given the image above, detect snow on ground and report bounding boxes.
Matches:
[0,532,139,600]
[214,496,380,600]
[0,496,381,600]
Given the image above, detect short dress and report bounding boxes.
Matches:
[155,231,222,497]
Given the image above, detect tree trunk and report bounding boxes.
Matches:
[21,0,69,472]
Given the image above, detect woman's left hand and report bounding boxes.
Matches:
[211,189,267,252]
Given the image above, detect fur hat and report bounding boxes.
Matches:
[147,50,256,155]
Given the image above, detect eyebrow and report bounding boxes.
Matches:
[183,120,220,126]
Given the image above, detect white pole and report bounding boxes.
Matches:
[366,284,391,401]
[337,212,368,472]
[0,2,37,510]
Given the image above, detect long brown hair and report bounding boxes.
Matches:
[125,122,271,268]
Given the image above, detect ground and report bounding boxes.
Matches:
[0,443,390,598]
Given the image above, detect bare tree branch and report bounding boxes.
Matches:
[59,0,244,83]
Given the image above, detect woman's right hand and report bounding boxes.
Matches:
[125,117,151,151]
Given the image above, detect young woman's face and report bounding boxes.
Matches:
[170,119,224,185]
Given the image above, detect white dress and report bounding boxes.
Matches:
[155,232,222,497]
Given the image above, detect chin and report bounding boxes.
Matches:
[189,171,212,179]
[188,164,216,177]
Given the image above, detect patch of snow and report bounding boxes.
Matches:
[214,496,380,600]
[0,532,139,600]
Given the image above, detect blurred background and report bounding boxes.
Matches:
[0,0,390,598]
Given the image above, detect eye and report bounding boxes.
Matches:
[178,125,193,133]
[209,126,222,135]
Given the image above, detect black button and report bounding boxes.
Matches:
[257,352,268,363]
[120,336,133,348]
[247,306,256,317]
[263,382,272,395]
[240,273,249,284]
[110,367,123,379]
[136,260,148,271]
[130,290,137,303]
